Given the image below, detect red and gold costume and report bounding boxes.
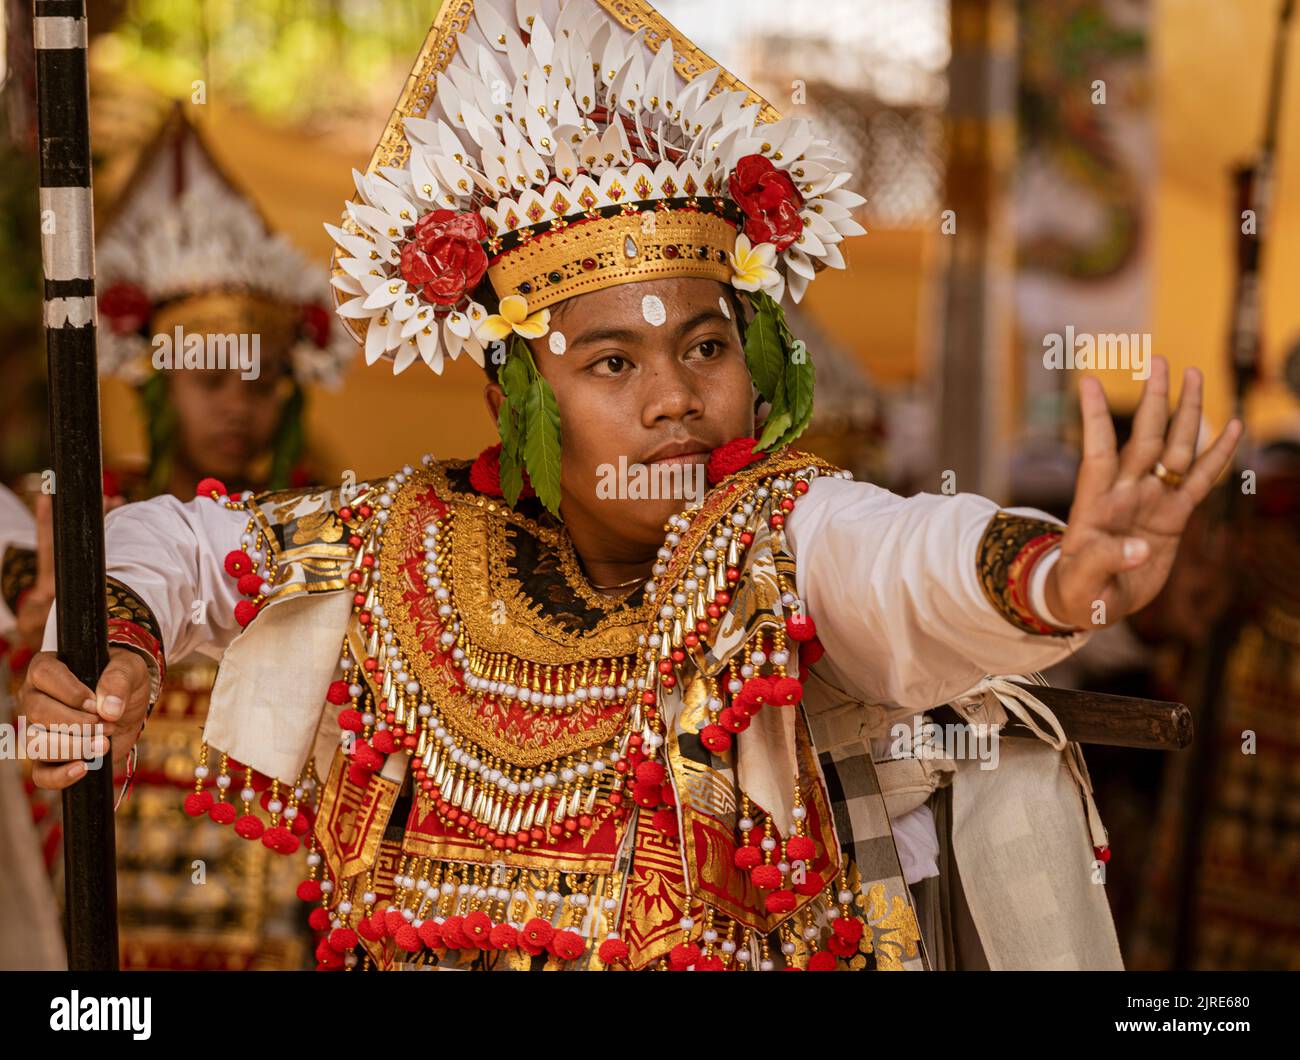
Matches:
[48,0,1124,971]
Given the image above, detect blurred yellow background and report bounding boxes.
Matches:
[91,0,1300,485]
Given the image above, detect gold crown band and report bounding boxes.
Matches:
[487,210,738,312]
[152,291,300,351]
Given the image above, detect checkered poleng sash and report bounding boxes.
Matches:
[660,449,929,971]
[818,743,929,971]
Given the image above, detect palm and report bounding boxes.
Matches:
[1049,358,1242,628]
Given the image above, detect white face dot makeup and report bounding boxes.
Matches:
[548,330,567,355]
[641,294,666,326]
[719,296,731,320]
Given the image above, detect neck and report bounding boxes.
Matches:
[168,453,243,501]
[167,461,202,500]
[565,524,657,595]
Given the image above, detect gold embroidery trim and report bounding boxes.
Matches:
[487,211,737,314]
[426,459,654,640]
[399,830,625,877]
[1,545,35,616]
[975,511,1069,636]
[106,575,162,640]
[452,504,648,659]
[377,468,638,766]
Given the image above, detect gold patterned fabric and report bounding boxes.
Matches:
[976,512,1070,635]
[190,449,924,971]
[1,545,36,619]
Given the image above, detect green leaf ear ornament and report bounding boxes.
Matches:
[742,291,817,451]
[496,334,564,517]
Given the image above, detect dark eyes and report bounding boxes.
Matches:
[592,355,629,376]
[587,340,726,377]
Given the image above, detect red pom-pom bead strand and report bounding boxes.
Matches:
[764,889,797,914]
[183,790,213,817]
[597,936,629,965]
[785,613,817,643]
[417,920,444,949]
[700,723,731,754]
[195,477,227,500]
[799,636,825,668]
[705,437,763,485]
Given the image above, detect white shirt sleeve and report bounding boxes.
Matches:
[784,476,1087,711]
[889,803,941,885]
[40,494,249,664]
[0,485,37,634]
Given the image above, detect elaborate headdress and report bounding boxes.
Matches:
[329,0,865,511]
[98,107,353,389]
[97,108,354,490]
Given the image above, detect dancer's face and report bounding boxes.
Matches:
[486,277,755,557]
[167,346,291,484]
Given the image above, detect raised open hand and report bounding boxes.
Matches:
[1044,357,1243,629]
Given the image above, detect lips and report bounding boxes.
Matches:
[643,440,712,466]
[651,451,709,467]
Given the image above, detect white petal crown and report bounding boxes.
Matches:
[329,0,866,375]
[98,114,355,389]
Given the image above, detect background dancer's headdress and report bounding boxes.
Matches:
[330,0,865,512]
[98,107,354,491]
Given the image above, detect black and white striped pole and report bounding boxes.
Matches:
[32,0,118,971]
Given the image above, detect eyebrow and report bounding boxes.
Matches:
[565,306,733,349]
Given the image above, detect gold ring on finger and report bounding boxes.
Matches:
[1151,460,1185,488]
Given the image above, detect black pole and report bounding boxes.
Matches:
[32,0,118,971]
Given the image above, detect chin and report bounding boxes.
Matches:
[202,457,251,482]
[625,496,688,542]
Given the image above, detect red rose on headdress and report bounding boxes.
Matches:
[728,155,805,252]
[98,281,152,335]
[399,209,489,306]
[300,303,332,348]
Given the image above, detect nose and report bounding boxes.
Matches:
[214,375,260,423]
[639,357,704,429]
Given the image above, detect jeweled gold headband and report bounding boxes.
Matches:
[487,208,738,312]
[151,291,300,351]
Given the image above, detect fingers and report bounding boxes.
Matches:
[22,651,148,790]
[27,651,94,710]
[1065,531,1150,595]
[32,760,89,791]
[1161,366,1203,473]
[1181,418,1244,501]
[1074,376,1119,507]
[96,649,149,723]
[22,689,117,739]
[1118,356,1170,482]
